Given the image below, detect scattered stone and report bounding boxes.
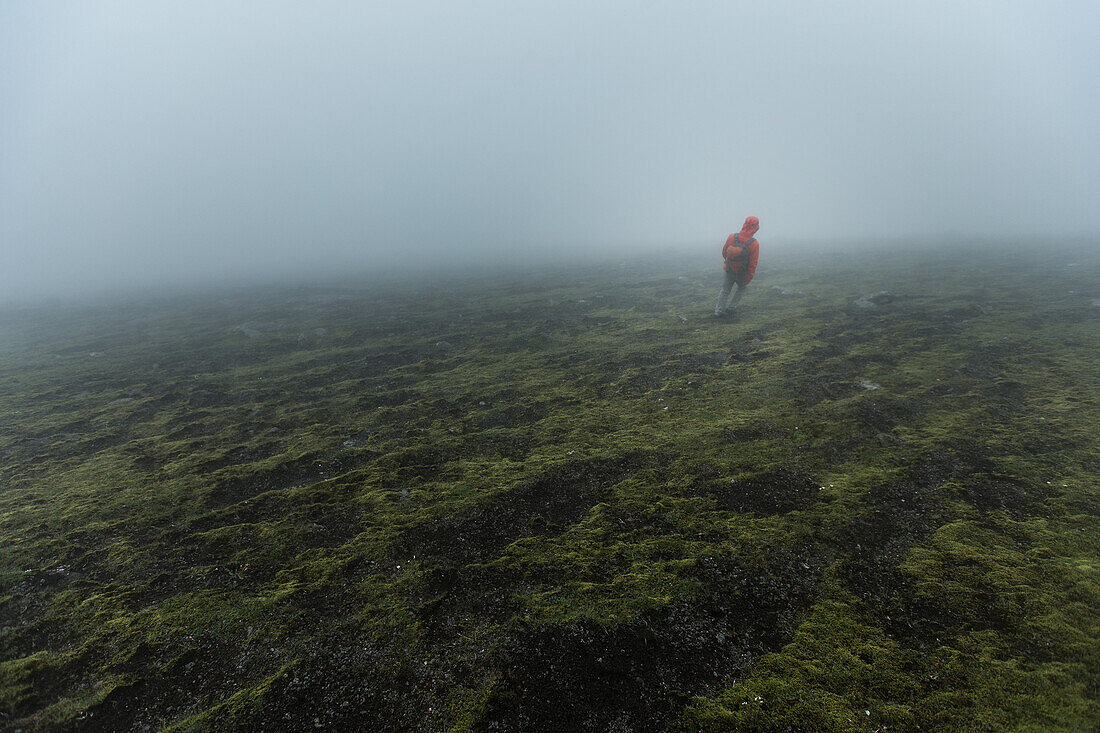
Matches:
[859,380,882,390]
[265,427,281,435]
[88,352,104,357]
[435,340,454,350]
[770,286,801,295]
[854,291,893,308]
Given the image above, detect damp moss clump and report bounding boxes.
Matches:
[1,242,1098,731]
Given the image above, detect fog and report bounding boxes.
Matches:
[2,1,1098,301]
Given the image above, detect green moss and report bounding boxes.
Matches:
[1,245,1098,729]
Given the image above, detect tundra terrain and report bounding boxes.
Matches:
[1,243,1097,731]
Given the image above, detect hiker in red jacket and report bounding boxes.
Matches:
[714,216,760,316]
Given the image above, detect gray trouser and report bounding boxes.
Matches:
[715,269,746,314]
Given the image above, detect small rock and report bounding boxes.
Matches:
[265,427,281,435]
[88,352,104,357]
[435,340,454,350]
[859,380,881,390]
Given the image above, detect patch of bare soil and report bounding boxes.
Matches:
[483,550,821,732]
[223,638,439,733]
[400,454,651,643]
[693,468,820,515]
[960,473,1056,519]
[68,637,250,733]
[400,454,648,568]
[838,444,1024,648]
[846,394,928,433]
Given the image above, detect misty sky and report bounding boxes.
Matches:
[2,1,1098,299]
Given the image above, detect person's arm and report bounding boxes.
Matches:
[722,233,737,261]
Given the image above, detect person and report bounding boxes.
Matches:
[714,216,760,317]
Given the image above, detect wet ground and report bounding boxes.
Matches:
[1,243,1097,731]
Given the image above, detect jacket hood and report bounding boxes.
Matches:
[739,216,759,241]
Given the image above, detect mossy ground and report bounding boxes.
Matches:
[1,242,1097,731]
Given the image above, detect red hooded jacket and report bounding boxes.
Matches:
[722,216,760,284]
